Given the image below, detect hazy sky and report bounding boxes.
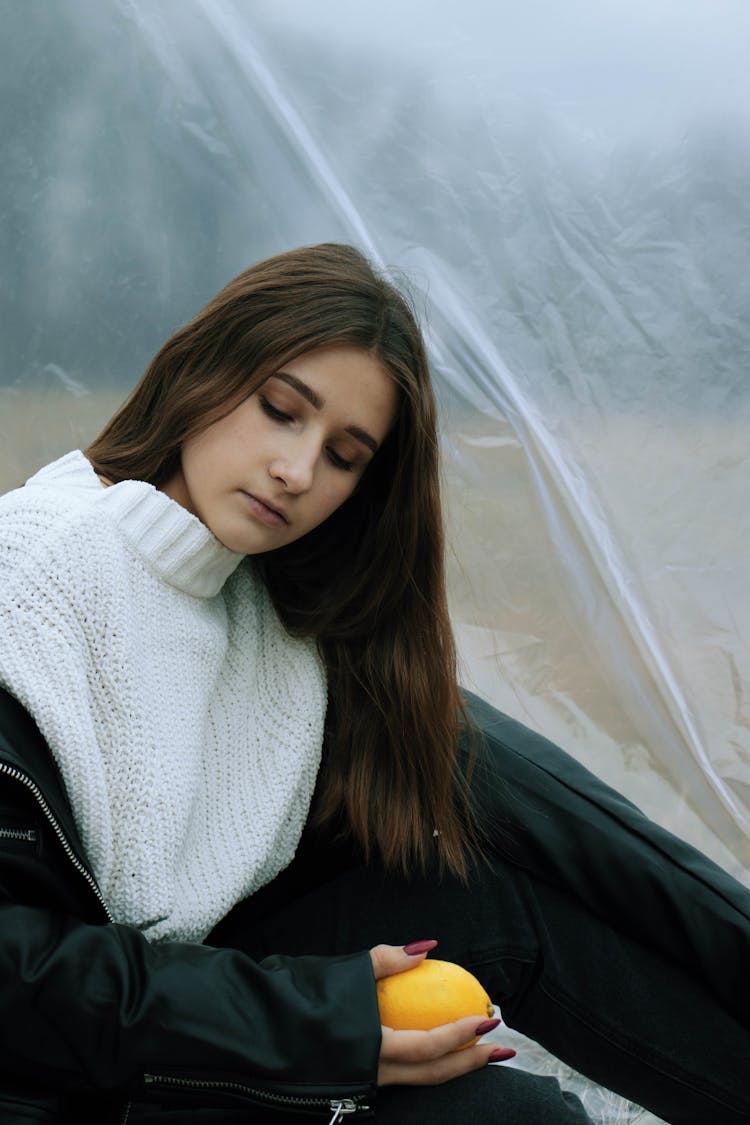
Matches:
[250,0,750,132]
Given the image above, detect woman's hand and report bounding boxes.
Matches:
[369,943,516,1087]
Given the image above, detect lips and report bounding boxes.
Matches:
[242,491,289,527]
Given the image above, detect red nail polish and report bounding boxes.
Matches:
[488,1047,516,1062]
[474,1018,501,1035]
[403,939,438,956]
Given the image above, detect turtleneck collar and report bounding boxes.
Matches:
[26,450,245,598]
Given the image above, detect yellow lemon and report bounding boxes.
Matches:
[376,958,494,1048]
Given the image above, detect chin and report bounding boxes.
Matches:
[218,527,287,556]
[205,522,251,554]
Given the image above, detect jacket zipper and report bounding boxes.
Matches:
[0,761,125,1118]
[0,826,38,843]
[144,1074,368,1119]
[0,761,113,920]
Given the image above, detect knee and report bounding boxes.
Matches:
[485,1068,594,1123]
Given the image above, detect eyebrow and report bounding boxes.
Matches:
[272,370,380,454]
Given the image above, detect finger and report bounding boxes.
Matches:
[379,1039,513,1087]
[379,1014,502,1062]
[369,940,438,981]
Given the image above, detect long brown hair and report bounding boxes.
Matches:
[87,243,478,879]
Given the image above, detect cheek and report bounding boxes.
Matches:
[183,450,215,497]
[307,479,356,526]
[330,476,360,510]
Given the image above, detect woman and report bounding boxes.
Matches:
[0,243,747,1123]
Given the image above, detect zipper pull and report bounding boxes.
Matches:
[328,1100,359,1123]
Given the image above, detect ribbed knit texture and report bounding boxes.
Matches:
[0,451,327,942]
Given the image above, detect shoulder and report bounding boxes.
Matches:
[1,451,103,523]
[0,452,116,583]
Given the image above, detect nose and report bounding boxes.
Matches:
[269,448,316,494]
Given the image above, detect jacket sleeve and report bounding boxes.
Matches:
[0,901,380,1107]
[0,687,380,1110]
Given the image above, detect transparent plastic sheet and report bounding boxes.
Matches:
[2,2,749,1120]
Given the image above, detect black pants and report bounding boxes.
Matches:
[210,691,750,1124]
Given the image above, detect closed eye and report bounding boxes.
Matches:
[259,396,293,423]
[327,448,354,472]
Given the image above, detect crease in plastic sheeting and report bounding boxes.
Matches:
[192,0,383,268]
[116,1,206,107]
[418,264,749,840]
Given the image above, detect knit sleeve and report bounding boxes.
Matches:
[0,491,116,880]
[0,487,101,711]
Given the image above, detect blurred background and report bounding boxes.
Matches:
[1,8,749,1110]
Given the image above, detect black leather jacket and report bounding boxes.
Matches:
[0,688,380,1124]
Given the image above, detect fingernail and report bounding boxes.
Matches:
[474,1018,501,1035]
[403,939,438,956]
[488,1047,517,1062]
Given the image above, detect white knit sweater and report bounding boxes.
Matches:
[0,451,327,943]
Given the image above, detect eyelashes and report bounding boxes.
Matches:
[326,449,354,472]
[259,397,292,424]
[258,396,355,472]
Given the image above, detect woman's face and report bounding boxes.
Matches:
[161,344,398,554]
